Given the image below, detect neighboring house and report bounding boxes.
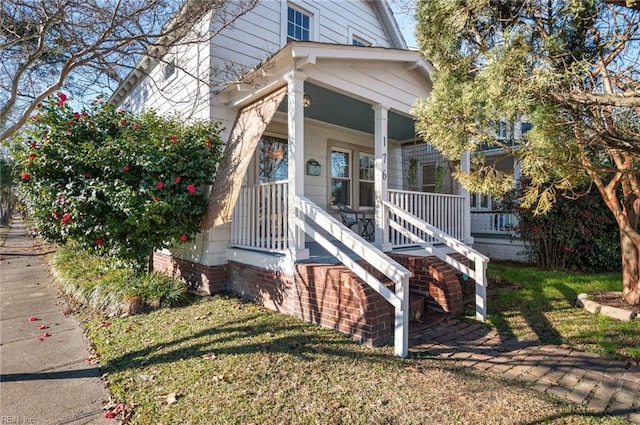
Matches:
[469,120,530,262]
[110,0,489,357]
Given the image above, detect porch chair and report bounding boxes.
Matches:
[336,204,374,241]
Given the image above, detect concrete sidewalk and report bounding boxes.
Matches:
[1,217,111,424]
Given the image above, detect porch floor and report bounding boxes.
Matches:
[299,241,429,265]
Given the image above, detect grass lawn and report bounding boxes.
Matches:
[487,262,640,362]
[84,295,629,424]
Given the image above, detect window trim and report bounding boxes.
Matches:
[347,26,376,47]
[328,142,375,210]
[280,2,319,46]
[358,152,375,210]
[330,146,352,208]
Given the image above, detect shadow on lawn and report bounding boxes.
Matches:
[102,303,392,374]
[488,277,579,345]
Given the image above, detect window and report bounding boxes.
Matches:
[257,136,288,183]
[359,153,374,208]
[352,36,371,47]
[496,121,508,139]
[163,57,176,81]
[287,6,310,41]
[331,148,351,206]
[422,162,436,193]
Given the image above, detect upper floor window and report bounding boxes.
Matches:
[352,36,371,47]
[163,57,176,81]
[287,6,310,41]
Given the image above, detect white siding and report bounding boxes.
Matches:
[208,0,395,86]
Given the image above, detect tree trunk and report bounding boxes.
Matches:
[621,230,640,305]
[148,250,154,275]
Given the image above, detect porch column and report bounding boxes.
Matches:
[373,104,391,252]
[513,159,522,189]
[460,151,474,244]
[286,71,309,261]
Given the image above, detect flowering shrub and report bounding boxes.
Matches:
[12,93,224,271]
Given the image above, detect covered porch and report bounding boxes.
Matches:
[206,42,488,357]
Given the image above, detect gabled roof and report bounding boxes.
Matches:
[218,41,433,110]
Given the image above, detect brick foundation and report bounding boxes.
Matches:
[154,251,464,347]
[153,251,227,295]
[389,253,464,316]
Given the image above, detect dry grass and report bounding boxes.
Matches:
[85,295,630,424]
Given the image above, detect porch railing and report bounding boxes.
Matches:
[471,210,518,235]
[294,196,411,358]
[383,200,490,322]
[388,189,465,246]
[230,181,288,252]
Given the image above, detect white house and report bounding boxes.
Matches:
[110,0,489,358]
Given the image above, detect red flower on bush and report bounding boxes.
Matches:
[205,140,212,147]
[73,112,81,120]
[84,173,91,178]
[56,92,67,107]
[53,211,60,219]
[120,120,127,127]
[170,136,178,144]
[186,184,196,194]
[174,176,181,184]
[30,142,37,148]
[28,153,37,159]
[61,213,71,224]
[123,165,130,172]
[157,181,164,190]
[21,173,30,181]
[96,238,104,246]
[180,234,188,242]
[153,197,159,203]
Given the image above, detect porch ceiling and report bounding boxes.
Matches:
[278,82,417,141]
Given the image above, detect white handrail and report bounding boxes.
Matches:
[294,196,410,357]
[384,200,489,322]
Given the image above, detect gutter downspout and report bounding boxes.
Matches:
[371,0,408,50]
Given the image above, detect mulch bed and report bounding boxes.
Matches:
[591,292,640,315]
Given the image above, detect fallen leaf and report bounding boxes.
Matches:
[201,352,217,360]
[331,401,342,409]
[38,324,47,330]
[211,375,224,383]
[29,316,38,322]
[405,366,418,372]
[42,332,51,338]
[103,411,115,419]
[36,337,44,342]
[164,392,180,405]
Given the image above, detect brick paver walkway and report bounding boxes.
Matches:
[410,319,640,424]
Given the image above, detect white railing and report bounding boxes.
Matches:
[471,211,519,234]
[388,189,465,246]
[294,196,411,358]
[384,200,490,322]
[230,181,288,252]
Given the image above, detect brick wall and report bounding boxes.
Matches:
[227,261,296,315]
[389,254,464,316]
[295,264,394,347]
[153,251,227,295]
[154,251,464,348]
